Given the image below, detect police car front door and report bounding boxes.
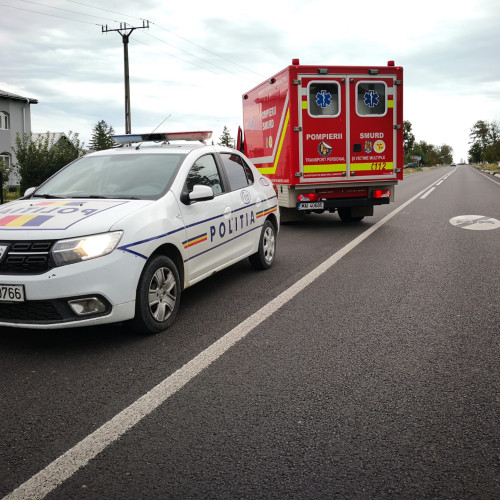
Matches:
[178,154,235,281]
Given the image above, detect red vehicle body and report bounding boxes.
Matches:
[240,59,404,221]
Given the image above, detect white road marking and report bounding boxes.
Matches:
[449,215,500,230]
[420,186,436,199]
[3,178,441,500]
[471,166,500,185]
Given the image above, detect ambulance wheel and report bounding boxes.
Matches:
[249,219,276,270]
[338,208,364,223]
[131,255,181,334]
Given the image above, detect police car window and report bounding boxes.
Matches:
[185,154,223,195]
[308,82,340,117]
[34,153,184,199]
[219,153,254,191]
[356,81,386,116]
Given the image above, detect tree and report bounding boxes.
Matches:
[468,120,500,163]
[218,126,234,148]
[14,131,85,193]
[403,120,415,163]
[89,120,116,151]
[0,157,13,190]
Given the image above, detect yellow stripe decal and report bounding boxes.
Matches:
[388,99,394,108]
[6,215,38,227]
[303,164,347,174]
[301,100,308,110]
[257,109,289,175]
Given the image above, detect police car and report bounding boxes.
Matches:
[0,132,279,334]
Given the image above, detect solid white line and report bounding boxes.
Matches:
[471,166,500,185]
[420,186,436,199]
[3,178,439,500]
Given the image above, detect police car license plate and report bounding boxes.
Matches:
[0,284,25,302]
[298,202,324,210]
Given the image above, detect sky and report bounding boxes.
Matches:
[1,0,499,163]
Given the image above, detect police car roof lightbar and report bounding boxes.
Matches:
[112,131,212,145]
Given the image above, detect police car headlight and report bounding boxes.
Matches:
[52,231,123,266]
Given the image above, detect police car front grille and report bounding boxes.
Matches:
[0,240,56,274]
[0,301,64,323]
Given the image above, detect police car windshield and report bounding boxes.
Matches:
[34,153,186,200]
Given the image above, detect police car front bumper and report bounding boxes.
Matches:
[0,249,143,329]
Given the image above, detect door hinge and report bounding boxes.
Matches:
[295,172,302,177]
[294,126,302,132]
[292,79,301,85]
[394,124,402,130]
[394,80,402,85]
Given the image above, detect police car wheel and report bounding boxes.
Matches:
[131,255,181,334]
[249,219,276,270]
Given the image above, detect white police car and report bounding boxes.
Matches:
[0,132,279,334]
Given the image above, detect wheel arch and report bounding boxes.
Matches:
[266,212,279,232]
[149,243,185,290]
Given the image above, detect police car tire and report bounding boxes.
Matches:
[131,255,181,334]
[249,219,276,270]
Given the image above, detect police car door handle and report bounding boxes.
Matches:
[224,207,232,219]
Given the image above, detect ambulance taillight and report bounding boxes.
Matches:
[372,189,391,199]
[297,193,320,202]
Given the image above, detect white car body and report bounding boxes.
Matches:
[0,136,279,333]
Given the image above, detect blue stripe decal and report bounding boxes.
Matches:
[117,199,277,261]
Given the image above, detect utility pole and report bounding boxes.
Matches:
[102,20,149,134]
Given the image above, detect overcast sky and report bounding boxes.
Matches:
[1,0,499,162]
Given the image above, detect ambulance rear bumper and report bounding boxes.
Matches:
[297,197,390,211]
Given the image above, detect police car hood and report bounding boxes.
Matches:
[0,198,155,239]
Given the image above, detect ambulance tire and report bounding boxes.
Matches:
[249,219,276,270]
[338,208,364,223]
[130,255,181,335]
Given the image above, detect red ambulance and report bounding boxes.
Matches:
[239,59,404,221]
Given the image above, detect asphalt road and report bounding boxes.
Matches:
[1,165,499,499]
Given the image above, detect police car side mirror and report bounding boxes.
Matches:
[181,184,214,205]
[24,187,36,197]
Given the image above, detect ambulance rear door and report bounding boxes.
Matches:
[299,74,348,183]
[348,75,399,180]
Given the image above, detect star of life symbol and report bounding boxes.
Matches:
[316,90,332,108]
[364,90,380,108]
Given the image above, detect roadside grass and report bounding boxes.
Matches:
[472,163,500,175]
[2,187,21,203]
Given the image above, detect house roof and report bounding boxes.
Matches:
[0,89,38,104]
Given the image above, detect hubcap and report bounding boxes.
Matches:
[262,226,275,264]
[148,267,177,322]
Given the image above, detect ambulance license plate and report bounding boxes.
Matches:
[298,202,324,210]
[0,284,25,302]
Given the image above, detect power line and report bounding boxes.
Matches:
[149,21,265,78]
[61,0,265,78]
[131,36,220,75]
[65,0,143,21]
[0,2,99,24]
[16,0,118,22]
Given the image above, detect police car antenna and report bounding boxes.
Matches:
[135,114,172,150]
